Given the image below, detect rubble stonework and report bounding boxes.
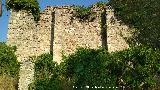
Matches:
[106,9,134,52]
[7,6,134,90]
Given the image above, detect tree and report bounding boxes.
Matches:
[110,0,160,48]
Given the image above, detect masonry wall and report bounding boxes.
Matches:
[106,9,134,52]
[7,9,38,62]
[7,9,37,90]
[53,6,103,63]
[7,6,134,90]
[36,6,53,56]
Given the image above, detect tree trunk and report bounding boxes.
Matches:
[0,0,2,16]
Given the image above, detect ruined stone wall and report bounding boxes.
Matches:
[7,9,37,90]
[35,6,53,56]
[53,6,102,63]
[7,9,38,62]
[7,7,55,90]
[106,9,134,52]
[7,6,134,90]
[7,6,134,66]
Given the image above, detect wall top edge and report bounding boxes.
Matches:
[45,5,113,10]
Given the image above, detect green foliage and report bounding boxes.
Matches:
[61,46,160,89]
[94,1,109,8]
[29,46,160,90]
[61,48,117,89]
[0,42,20,77]
[73,5,96,22]
[6,0,40,21]
[73,1,108,22]
[110,0,160,48]
[29,53,62,90]
[111,45,160,89]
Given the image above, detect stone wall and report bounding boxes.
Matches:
[7,9,37,90]
[36,6,53,56]
[106,9,134,52]
[53,6,102,63]
[7,9,38,62]
[7,6,134,90]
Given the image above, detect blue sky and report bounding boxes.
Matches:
[0,0,107,42]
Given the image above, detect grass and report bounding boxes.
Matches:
[0,75,18,90]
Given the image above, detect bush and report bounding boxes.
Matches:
[111,45,160,89]
[61,46,160,89]
[0,42,20,90]
[72,1,108,22]
[29,46,160,90]
[73,6,96,22]
[29,54,63,90]
[0,42,20,77]
[6,0,40,21]
[61,48,117,89]
[109,0,160,48]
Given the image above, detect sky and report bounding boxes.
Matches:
[0,0,107,42]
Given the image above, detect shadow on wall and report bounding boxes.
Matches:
[50,11,55,55]
[101,8,107,50]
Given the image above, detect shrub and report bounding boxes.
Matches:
[73,6,96,22]
[109,0,160,48]
[6,0,40,21]
[0,42,20,90]
[111,45,160,89]
[72,1,108,22]
[30,46,160,90]
[61,46,160,89]
[61,48,117,89]
[29,54,63,90]
[0,42,20,77]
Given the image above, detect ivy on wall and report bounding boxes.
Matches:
[6,0,40,21]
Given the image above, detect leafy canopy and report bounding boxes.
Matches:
[110,0,160,48]
[6,0,40,21]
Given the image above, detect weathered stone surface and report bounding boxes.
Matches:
[7,6,134,90]
[106,9,134,52]
[7,9,37,90]
[53,7,102,64]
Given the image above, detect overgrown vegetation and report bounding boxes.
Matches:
[61,48,117,89]
[30,46,160,90]
[6,0,40,21]
[0,42,20,90]
[73,1,108,22]
[111,45,160,89]
[0,42,20,77]
[110,0,160,48]
[73,6,95,22]
[29,54,63,90]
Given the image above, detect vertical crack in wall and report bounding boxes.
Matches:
[101,8,108,50]
[50,12,55,55]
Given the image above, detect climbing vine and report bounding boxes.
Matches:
[6,0,40,21]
